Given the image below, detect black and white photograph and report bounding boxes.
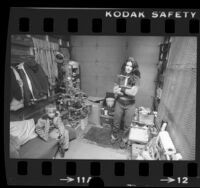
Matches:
[9,35,196,160]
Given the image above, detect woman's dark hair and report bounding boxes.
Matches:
[121,57,141,78]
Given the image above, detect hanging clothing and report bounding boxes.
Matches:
[18,63,36,99]
[10,67,23,102]
[17,63,36,105]
[23,60,49,99]
[32,37,58,87]
[11,66,24,98]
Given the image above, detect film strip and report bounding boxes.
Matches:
[4,7,200,187]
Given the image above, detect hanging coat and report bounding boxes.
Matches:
[17,68,34,105]
[23,60,49,99]
[10,67,23,102]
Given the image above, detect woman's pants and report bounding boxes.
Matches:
[112,101,135,139]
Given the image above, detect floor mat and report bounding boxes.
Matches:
[83,126,128,150]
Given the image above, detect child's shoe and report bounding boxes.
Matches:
[110,134,119,144]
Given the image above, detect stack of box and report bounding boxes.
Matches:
[139,113,155,126]
[128,125,150,159]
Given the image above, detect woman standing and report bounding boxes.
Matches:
[111,57,141,148]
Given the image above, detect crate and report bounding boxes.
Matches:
[138,113,155,126]
[128,126,149,144]
[131,143,146,159]
[100,115,114,128]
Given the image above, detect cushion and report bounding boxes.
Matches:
[20,137,58,159]
[10,119,38,146]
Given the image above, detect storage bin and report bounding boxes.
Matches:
[128,126,150,144]
[100,115,114,128]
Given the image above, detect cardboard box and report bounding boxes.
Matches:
[139,113,154,126]
[131,143,146,158]
[129,126,149,144]
[88,102,101,126]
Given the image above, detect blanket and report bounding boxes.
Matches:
[10,119,38,146]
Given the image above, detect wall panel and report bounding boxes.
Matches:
[157,37,197,160]
[70,36,163,108]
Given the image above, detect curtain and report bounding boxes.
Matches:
[32,37,59,88]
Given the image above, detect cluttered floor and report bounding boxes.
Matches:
[55,103,182,160]
[56,123,131,159]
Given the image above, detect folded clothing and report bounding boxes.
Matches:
[10,119,38,146]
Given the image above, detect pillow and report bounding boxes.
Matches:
[10,135,20,158]
[10,119,38,146]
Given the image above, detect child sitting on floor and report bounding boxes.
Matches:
[35,104,69,157]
